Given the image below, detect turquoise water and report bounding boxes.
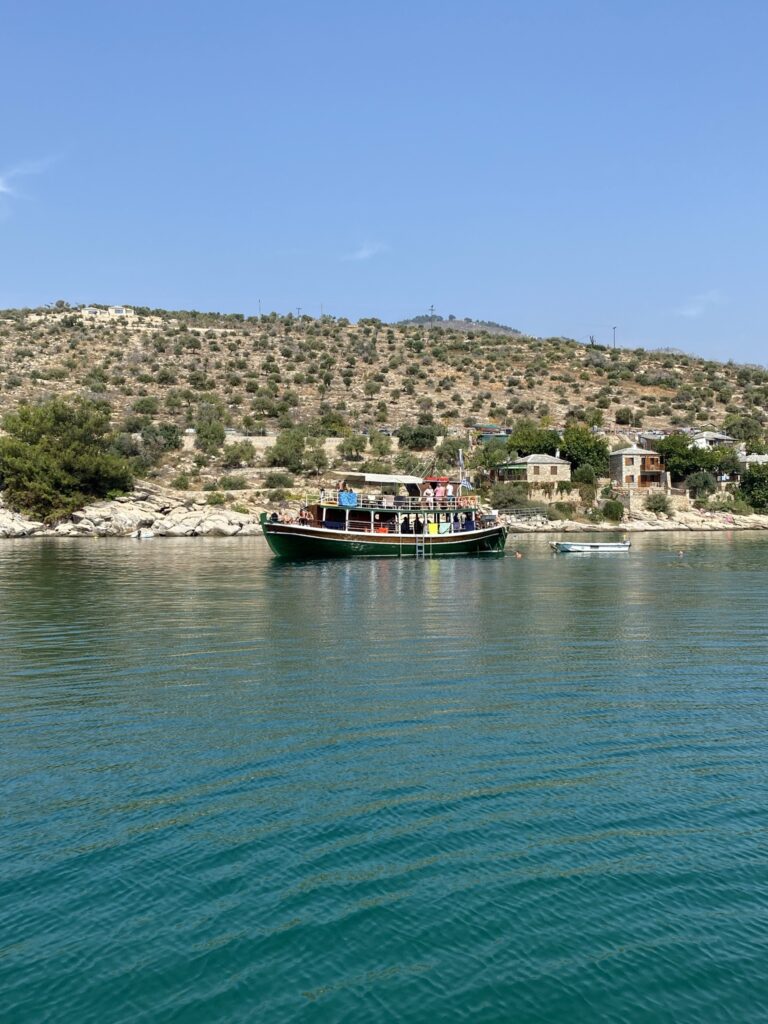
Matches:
[2,535,768,1023]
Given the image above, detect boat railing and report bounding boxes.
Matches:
[320,493,478,512]
[330,520,484,535]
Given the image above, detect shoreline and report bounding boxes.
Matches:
[2,485,768,539]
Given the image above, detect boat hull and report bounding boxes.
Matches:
[550,541,630,553]
[263,522,507,559]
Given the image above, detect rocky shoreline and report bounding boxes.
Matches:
[2,486,768,539]
[0,486,266,539]
[502,508,768,533]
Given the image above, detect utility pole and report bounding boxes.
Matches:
[613,326,617,349]
[428,304,435,331]
[258,298,262,317]
[296,306,302,319]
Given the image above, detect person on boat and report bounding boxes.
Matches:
[414,515,424,534]
[401,516,412,533]
[462,513,475,531]
[319,487,326,503]
[452,512,461,532]
[270,511,279,523]
[446,481,455,506]
[435,482,446,506]
[423,484,434,509]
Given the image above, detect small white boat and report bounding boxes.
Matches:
[550,540,630,553]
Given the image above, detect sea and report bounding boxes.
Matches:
[2,534,768,1023]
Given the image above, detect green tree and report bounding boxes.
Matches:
[684,470,717,499]
[649,434,701,481]
[369,432,392,458]
[0,398,133,521]
[470,437,508,472]
[560,426,609,475]
[396,424,438,449]
[434,436,463,469]
[265,428,306,473]
[722,413,765,447]
[304,438,329,475]
[739,465,768,510]
[221,441,256,468]
[194,400,227,454]
[338,434,368,460]
[506,420,560,457]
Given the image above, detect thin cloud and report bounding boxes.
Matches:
[675,289,724,319]
[0,157,54,203]
[343,241,388,262]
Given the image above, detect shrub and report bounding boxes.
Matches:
[645,491,671,515]
[684,470,717,499]
[572,464,596,485]
[0,398,134,522]
[395,423,438,449]
[264,470,294,488]
[218,475,247,490]
[577,483,596,506]
[602,499,625,522]
[195,414,226,454]
[267,487,286,502]
[132,396,160,415]
[739,465,768,510]
[487,482,531,508]
[206,492,226,506]
[221,440,256,468]
[171,473,190,490]
[231,503,250,515]
[547,501,576,521]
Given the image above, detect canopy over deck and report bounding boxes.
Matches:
[332,471,423,486]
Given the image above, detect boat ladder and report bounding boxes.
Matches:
[414,534,432,559]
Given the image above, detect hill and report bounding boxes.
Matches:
[0,304,766,498]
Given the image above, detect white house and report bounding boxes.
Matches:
[689,430,736,450]
[81,305,137,320]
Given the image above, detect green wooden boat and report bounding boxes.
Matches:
[260,472,507,559]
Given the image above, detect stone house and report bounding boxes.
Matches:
[609,445,667,490]
[497,453,572,484]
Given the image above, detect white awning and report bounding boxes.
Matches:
[331,471,423,486]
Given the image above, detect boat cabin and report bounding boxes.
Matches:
[278,472,487,536]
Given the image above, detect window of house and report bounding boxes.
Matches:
[533,466,540,476]
[550,466,557,475]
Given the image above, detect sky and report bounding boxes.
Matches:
[2,0,767,362]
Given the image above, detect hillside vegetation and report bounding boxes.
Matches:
[1,304,767,517]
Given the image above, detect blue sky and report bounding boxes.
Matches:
[2,0,767,361]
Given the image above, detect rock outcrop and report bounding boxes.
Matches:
[1,485,267,539]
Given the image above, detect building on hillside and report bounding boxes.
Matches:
[496,453,571,484]
[689,430,736,449]
[637,429,670,449]
[473,423,512,444]
[609,445,667,490]
[81,305,137,320]
[738,452,768,472]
